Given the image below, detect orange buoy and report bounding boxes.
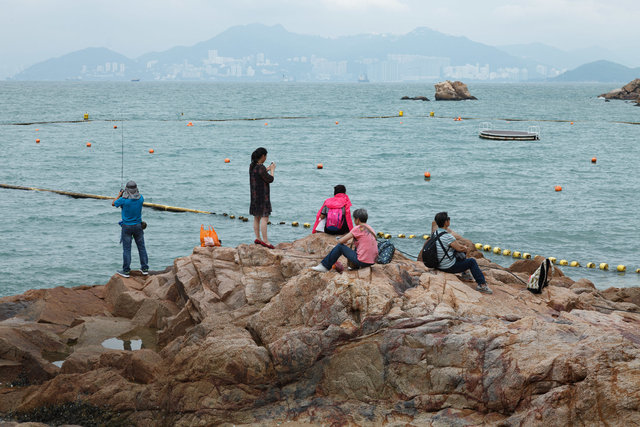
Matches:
[591,157,597,163]
[224,158,230,163]
[113,125,118,129]
[264,122,268,126]
[86,142,91,147]
[424,172,431,179]
[570,122,574,125]
[149,149,154,153]
[400,121,403,124]
[317,163,323,169]
[35,129,39,131]
[35,139,40,143]
[335,121,339,125]
[555,185,562,192]
[187,122,193,127]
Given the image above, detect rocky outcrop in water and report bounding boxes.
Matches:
[599,78,640,100]
[1,234,640,426]
[434,80,477,100]
[401,96,430,101]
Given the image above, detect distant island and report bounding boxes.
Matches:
[7,24,639,83]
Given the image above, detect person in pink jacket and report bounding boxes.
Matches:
[312,185,353,235]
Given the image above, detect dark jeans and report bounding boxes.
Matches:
[121,223,149,272]
[442,257,485,285]
[321,244,372,270]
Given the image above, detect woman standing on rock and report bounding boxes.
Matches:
[250,147,276,249]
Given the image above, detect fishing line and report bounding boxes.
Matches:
[120,112,124,190]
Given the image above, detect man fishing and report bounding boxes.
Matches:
[112,181,149,277]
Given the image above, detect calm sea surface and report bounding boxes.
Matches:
[0,81,638,297]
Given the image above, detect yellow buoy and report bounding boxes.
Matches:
[377,232,384,238]
[303,223,311,228]
[523,253,531,259]
[83,113,89,120]
[599,263,609,270]
[423,234,429,240]
[408,234,415,239]
[475,243,483,250]
[292,221,299,227]
[384,233,392,239]
[493,247,501,254]
[397,234,405,238]
[399,110,403,117]
[502,249,511,256]
[559,259,569,266]
[483,245,491,251]
[548,257,557,264]
[229,215,235,219]
[586,262,596,268]
[617,265,626,272]
[513,251,521,259]
[569,261,580,267]
[430,111,435,117]
[636,268,640,273]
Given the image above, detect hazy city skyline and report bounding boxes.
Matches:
[1,0,639,79]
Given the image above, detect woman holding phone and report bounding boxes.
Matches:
[249,147,276,248]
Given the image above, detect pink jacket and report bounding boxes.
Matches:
[312,193,354,234]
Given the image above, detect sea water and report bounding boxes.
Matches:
[0,81,638,297]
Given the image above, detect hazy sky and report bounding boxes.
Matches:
[1,0,639,76]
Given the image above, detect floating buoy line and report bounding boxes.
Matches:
[3,113,640,127]
[1,183,637,275]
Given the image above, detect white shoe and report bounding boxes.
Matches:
[312,264,329,272]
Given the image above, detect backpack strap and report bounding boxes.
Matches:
[433,231,454,262]
[360,225,377,240]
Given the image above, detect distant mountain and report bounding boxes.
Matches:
[553,60,640,82]
[11,24,629,82]
[13,47,138,81]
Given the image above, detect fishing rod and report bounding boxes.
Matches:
[120,112,124,190]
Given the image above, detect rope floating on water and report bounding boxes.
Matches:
[2,183,637,274]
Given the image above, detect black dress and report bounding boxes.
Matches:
[249,163,274,217]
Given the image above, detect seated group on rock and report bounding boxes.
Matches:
[310,186,492,294]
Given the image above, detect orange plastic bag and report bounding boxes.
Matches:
[200,224,221,247]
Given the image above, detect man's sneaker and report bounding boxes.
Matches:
[117,270,130,278]
[476,284,493,294]
[311,264,329,272]
[459,272,474,281]
[141,269,149,276]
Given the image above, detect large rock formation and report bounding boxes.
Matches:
[434,80,477,101]
[1,235,640,425]
[599,78,640,100]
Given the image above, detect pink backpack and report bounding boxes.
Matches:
[325,207,345,232]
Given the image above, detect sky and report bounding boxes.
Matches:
[1,0,639,77]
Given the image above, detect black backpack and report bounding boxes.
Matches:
[527,259,552,294]
[420,231,451,268]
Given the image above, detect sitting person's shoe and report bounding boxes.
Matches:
[459,272,474,281]
[117,270,130,278]
[476,284,493,294]
[141,269,149,276]
[311,264,329,272]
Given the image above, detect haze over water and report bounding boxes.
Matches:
[0,81,638,297]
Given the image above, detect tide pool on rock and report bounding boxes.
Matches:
[0,234,639,425]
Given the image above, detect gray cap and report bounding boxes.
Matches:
[122,180,141,200]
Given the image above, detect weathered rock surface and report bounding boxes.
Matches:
[434,80,478,101]
[401,96,430,101]
[1,234,640,426]
[599,78,640,100]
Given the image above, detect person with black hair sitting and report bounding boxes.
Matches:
[311,184,353,235]
[431,211,492,294]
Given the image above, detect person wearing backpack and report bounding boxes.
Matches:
[429,212,492,294]
[311,208,377,272]
[112,181,149,278]
[311,185,353,235]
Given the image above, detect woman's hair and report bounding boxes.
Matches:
[334,184,346,195]
[352,208,368,223]
[250,147,268,166]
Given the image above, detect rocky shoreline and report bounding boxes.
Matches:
[1,234,640,426]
